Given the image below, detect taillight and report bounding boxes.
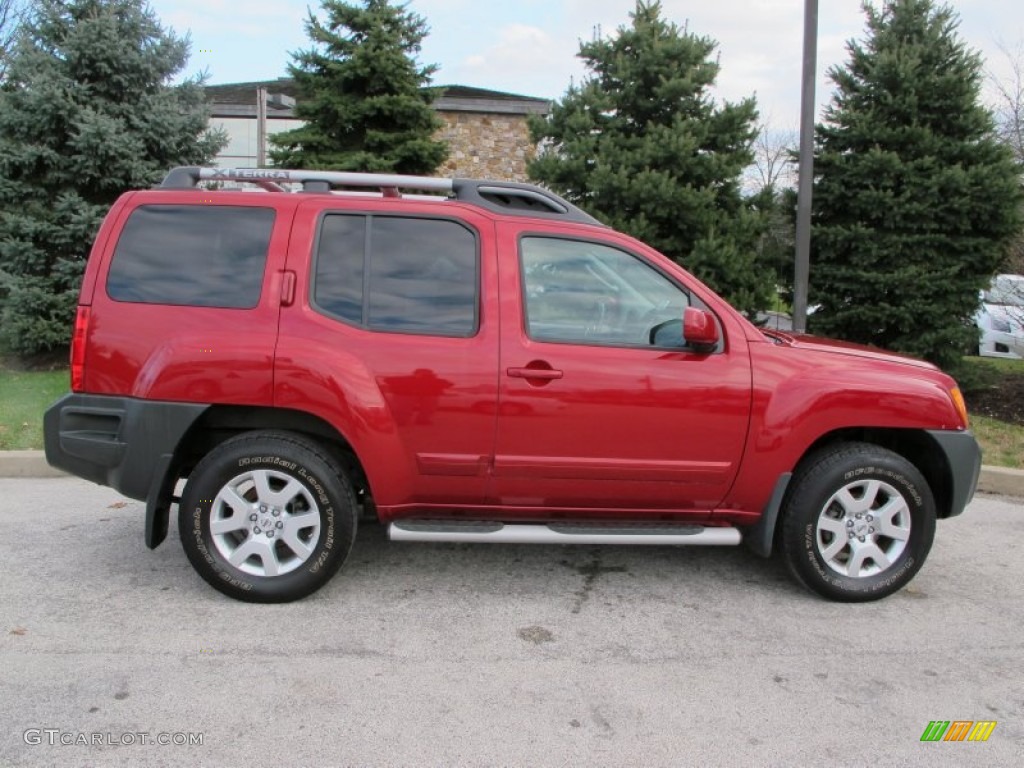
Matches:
[70,306,90,392]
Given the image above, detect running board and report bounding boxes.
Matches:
[388,521,741,546]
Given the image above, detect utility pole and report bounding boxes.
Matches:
[256,86,268,168]
[793,0,818,333]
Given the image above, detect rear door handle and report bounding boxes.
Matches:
[506,367,563,380]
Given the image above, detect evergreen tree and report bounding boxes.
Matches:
[809,0,1022,370]
[0,0,224,357]
[270,0,446,174]
[528,1,770,314]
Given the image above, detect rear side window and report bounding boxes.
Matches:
[107,205,275,308]
[314,214,478,336]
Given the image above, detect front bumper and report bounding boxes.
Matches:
[926,429,982,518]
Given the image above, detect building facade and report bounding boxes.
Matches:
[204,81,550,182]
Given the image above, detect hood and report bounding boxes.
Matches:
[760,330,938,371]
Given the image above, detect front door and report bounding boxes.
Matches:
[491,225,752,516]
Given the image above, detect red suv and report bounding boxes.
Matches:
[44,166,981,603]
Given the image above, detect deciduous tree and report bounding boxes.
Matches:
[0,0,29,81]
[989,41,1024,275]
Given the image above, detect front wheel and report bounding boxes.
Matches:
[780,443,936,602]
[179,431,357,603]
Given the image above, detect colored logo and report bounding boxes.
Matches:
[920,721,996,742]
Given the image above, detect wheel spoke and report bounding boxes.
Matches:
[846,542,890,576]
[229,539,281,577]
[878,517,910,542]
[834,486,859,515]
[863,543,891,571]
[875,497,911,541]
[817,515,849,563]
[846,545,870,576]
[860,480,882,509]
[210,515,249,535]
[277,511,319,562]
[285,511,319,533]
[257,542,282,577]
[228,539,261,569]
[252,470,275,504]
[820,536,847,562]
[219,487,253,516]
[282,530,314,561]
[276,477,306,506]
[818,516,847,536]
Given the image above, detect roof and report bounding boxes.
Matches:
[434,85,548,103]
[205,79,299,105]
[204,80,550,118]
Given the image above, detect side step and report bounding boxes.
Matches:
[388,521,741,546]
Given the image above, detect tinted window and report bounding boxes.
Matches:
[520,237,689,347]
[107,205,274,308]
[314,215,365,324]
[314,215,477,336]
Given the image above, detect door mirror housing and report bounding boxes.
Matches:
[683,307,719,351]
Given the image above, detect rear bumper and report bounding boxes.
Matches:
[44,393,207,501]
[927,429,981,518]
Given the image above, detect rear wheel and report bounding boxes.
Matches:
[780,443,935,602]
[179,431,357,602]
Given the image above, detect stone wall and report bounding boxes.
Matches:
[434,111,537,182]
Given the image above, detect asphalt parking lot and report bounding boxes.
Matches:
[1,477,1022,767]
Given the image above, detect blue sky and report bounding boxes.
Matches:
[147,0,1024,131]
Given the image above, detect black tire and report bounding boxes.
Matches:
[779,442,936,602]
[179,431,357,603]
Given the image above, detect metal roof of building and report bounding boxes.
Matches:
[205,81,550,118]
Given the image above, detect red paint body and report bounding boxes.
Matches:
[74,189,968,526]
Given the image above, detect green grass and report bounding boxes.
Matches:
[972,415,1024,469]
[0,369,69,450]
[954,354,1024,393]
[954,356,1024,468]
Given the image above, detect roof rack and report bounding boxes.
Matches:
[159,166,603,226]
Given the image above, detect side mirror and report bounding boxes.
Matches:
[683,307,719,351]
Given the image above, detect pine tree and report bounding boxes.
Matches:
[0,0,224,357]
[269,0,446,174]
[809,0,1022,370]
[528,1,770,314]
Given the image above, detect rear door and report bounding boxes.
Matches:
[490,222,752,515]
[276,200,500,509]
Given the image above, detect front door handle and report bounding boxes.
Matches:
[506,366,563,381]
